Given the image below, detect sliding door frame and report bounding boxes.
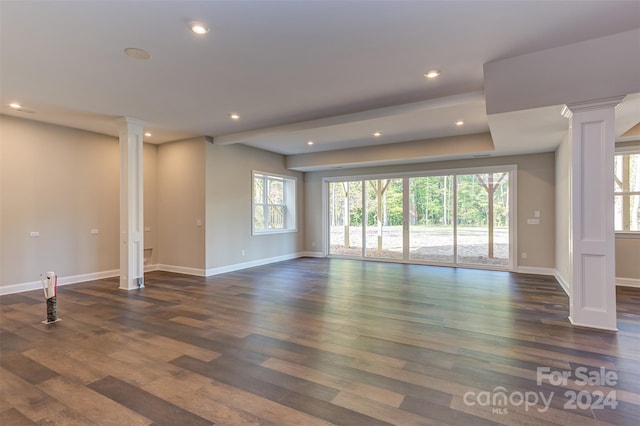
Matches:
[323,164,517,271]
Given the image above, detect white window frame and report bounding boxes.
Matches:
[252,171,297,235]
[614,145,640,237]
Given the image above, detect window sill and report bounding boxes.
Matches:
[253,229,297,236]
[616,232,640,239]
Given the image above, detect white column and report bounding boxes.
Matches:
[567,96,624,331]
[117,117,145,290]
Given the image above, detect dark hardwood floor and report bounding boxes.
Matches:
[1,258,639,425]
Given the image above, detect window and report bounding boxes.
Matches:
[252,171,296,234]
[614,152,640,232]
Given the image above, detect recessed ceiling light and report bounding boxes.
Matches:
[307,141,314,146]
[373,131,382,137]
[9,103,22,109]
[190,22,209,35]
[144,132,152,137]
[230,113,240,120]
[424,69,441,79]
[124,48,151,60]
[455,120,464,126]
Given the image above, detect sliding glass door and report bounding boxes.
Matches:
[364,179,403,260]
[409,176,454,263]
[327,166,514,270]
[456,172,510,267]
[329,181,363,257]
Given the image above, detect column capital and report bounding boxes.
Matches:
[115,116,145,129]
[566,95,626,114]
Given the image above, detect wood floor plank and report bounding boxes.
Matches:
[1,258,639,425]
[88,376,212,426]
[401,394,502,426]
[193,377,335,426]
[0,368,68,423]
[0,408,36,426]
[171,354,392,425]
[278,390,394,426]
[22,348,105,385]
[449,393,609,426]
[38,376,152,426]
[66,347,172,388]
[261,357,405,407]
[331,391,438,426]
[340,382,406,408]
[261,357,349,390]
[142,375,273,425]
[0,352,59,385]
[286,335,408,369]
[0,330,34,352]
[121,329,221,362]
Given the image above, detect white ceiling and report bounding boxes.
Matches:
[1,1,639,162]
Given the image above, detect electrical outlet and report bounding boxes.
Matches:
[311,241,316,247]
[90,229,99,234]
[241,250,246,256]
[521,252,528,259]
[30,231,40,237]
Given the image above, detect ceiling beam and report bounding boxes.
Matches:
[286,132,494,172]
[213,91,485,146]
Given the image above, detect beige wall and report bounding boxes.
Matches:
[305,152,556,269]
[616,238,640,281]
[614,141,640,282]
[555,133,571,288]
[0,116,303,285]
[143,143,158,266]
[556,135,640,286]
[205,143,304,270]
[157,137,206,270]
[0,115,159,287]
[1,115,120,286]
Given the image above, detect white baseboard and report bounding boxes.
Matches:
[0,254,314,295]
[551,272,639,293]
[515,266,555,276]
[554,271,571,296]
[568,316,619,332]
[156,264,206,277]
[617,277,640,288]
[155,252,320,277]
[144,264,159,272]
[0,269,119,296]
[299,251,325,258]
[205,252,305,276]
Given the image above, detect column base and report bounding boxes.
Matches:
[119,277,144,291]
[568,316,618,332]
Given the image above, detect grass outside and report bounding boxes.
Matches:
[330,225,509,266]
